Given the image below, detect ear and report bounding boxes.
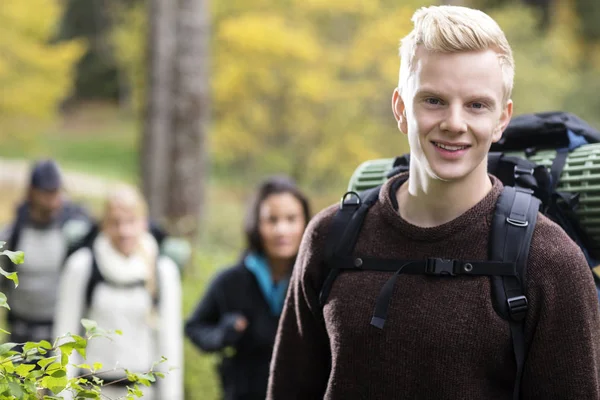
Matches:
[492,99,513,143]
[392,88,408,134]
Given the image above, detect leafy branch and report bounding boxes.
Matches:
[0,242,167,399]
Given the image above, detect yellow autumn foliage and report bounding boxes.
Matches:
[0,0,84,121]
[111,0,600,188]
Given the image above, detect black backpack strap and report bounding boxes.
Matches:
[85,253,104,310]
[85,251,159,310]
[549,148,569,192]
[319,186,382,307]
[490,186,540,400]
[386,154,411,179]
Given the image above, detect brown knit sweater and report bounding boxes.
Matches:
[267,174,600,400]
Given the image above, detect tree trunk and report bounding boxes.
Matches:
[166,0,210,239]
[141,0,176,221]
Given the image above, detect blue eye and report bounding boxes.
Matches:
[425,98,441,105]
[471,102,484,109]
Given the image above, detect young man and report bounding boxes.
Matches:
[267,5,600,400]
[0,159,91,344]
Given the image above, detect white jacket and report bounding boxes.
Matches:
[53,233,183,400]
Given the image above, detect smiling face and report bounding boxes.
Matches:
[393,47,512,184]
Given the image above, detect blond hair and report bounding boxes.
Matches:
[398,5,514,105]
[103,185,158,301]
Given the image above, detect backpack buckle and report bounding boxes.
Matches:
[425,258,457,276]
[514,165,534,179]
[507,295,528,320]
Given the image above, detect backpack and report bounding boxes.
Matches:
[321,111,600,400]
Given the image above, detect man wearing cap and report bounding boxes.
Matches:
[0,159,92,344]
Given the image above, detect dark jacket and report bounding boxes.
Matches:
[185,259,281,400]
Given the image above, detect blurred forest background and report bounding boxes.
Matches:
[2,0,600,397]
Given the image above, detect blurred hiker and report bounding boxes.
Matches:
[0,159,91,345]
[54,185,183,400]
[185,175,311,400]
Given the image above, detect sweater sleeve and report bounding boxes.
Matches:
[184,268,245,352]
[522,218,600,399]
[156,257,184,400]
[267,207,335,400]
[52,249,93,399]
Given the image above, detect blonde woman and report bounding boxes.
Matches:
[53,185,183,399]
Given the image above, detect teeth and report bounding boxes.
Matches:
[435,142,468,151]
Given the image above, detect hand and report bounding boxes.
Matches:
[234,316,248,332]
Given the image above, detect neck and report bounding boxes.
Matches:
[398,159,492,228]
[267,256,293,282]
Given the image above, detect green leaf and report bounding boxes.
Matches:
[0,342,17,356]
[59,342,75,356]
[75,390,101,398]
[72,335,87,358]
[38,340,52,349]
[4,360,14,373]
[7,382,24,397]
[61,350,69,366]
[91,376,103,385]
[38,357,56,369]
[154,372,165,379]
[0,250,24,265]
[45,362,61,374]
[0,327,10,335]
[75,363,91,370]
[50,369,66,378]
[80,319,97,331]
[41,374,68,394]
[23,341,38,352]
[14,363,35,377]
[115,329,123,336]
[27,369,44,379]
[0,293,10,311]
[92,362,102,371]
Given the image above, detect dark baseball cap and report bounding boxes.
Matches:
[30,159,63,191]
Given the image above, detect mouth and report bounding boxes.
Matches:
[431,141,471,152]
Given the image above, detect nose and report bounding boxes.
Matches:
[440,104,467,134]
[117,223,133,238]
[273,220,291,236]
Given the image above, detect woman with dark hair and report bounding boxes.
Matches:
[185,175,311,400]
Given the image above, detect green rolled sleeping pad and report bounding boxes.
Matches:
[347,143,600,250]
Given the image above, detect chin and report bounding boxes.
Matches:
[427,161,476,183]
[270,251,296,262]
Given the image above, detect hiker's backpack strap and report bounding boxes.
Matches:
[386,154,410,179]
[490,186,540,400]
[85,253,104,310]
[319,185,382,306]
[85,252,160,311]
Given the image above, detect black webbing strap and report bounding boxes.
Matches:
[550,148,569,192]
[490,186,540,400]
[487,152,503,177]
[319,186,381,306]
[370,261,411,329]
[329,256,516,276]
[86,252,159,311]
[368,257,517,330]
